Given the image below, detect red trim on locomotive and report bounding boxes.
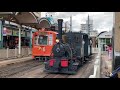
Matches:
[61,59,68,67]
[49,59,55,66]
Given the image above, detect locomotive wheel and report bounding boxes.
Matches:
[80,58,84,66]
[69,61,77,71]
[84,57,88,63]
[45,62,50,70]
[71,65,78,71]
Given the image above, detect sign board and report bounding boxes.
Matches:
[105,35,112,38]
[13,30,19,36]
[39,32,47,36]
[21,31,26,37]
[27,32,30,37]
[3,28,12,36]
[0,21,2,41]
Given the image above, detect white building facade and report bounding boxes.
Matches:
[80,18,93,34]
[97,31,112,51]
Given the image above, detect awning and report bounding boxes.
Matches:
[0,12,41,29]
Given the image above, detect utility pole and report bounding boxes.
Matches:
[88,15,90,35]
[70,16,72,32]
[65,22,67,32]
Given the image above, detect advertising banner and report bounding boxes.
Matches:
[13,30,19,36]
[27,31,30,37]
[21,31,25,37]
[13,30,26,37]
[3,28,12,36]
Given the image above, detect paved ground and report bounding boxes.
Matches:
[100,52,112,78]
[0,56,32,68]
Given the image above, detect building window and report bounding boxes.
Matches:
[103,39,106,43]
[106,38,110,45]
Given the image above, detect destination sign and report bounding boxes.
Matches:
[39,32,47,35]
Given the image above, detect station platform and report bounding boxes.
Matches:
[0,56,32,68]
[100,52,112,78]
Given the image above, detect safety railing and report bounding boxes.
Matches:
[89,48,101,78]
[0,47,32,60]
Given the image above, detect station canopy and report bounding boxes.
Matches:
[0,12,42,29]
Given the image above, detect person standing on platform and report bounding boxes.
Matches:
[108,44,112,60]
[105,45,109,54]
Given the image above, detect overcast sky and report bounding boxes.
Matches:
[41,12,113,33]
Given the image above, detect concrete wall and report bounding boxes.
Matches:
[0,48,32,60]
[114,12,120,52]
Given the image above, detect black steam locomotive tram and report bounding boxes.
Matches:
[44,19,92,74]
[83,34,92,60]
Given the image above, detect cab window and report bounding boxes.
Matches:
[38,36,48,45]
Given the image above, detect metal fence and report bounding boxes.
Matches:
[0,48,32,60]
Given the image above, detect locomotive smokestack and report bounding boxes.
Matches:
[58,19,63,42]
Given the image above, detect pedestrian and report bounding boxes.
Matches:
[105,45,109,55]
[108,44,112,60]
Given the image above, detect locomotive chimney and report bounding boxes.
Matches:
[58,19,63,42]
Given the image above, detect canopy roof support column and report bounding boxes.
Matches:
[30,27,32,48]
[18,25,21,56]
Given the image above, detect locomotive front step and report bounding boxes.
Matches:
[44,69,77,75]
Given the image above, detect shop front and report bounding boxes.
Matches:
[3,26,30,49]
[3,27,13,49]
[12,29,30,48]
[26,31,31,48]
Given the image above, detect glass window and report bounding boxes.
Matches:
[102,39,105,43]
[38,36,48,45]
[34,36,39,45]
[49,34,53,45]
[106,38,110,45]
[100,39,103,42]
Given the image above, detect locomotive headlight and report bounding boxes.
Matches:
[56,39,59,43]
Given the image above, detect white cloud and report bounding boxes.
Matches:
[41,12,113,33]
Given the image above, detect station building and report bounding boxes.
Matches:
[97,31,112,51]
[0,20,37,49]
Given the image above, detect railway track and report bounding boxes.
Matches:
[0,60,43,78]
[0,54,96,78]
